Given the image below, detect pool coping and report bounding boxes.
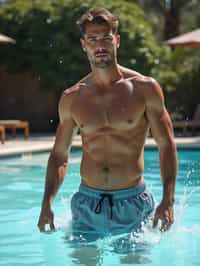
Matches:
[0,134,200,158]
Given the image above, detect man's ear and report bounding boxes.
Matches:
[116,34,120,48]
[80,38,86,52]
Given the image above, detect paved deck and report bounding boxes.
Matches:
[0,134,200,158]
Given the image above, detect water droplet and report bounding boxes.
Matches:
[46,18,52,24]
[130,58,136,64]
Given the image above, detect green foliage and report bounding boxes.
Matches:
[133,0,200,118]
[196,1,200,26]
[0,0,160,91]
[175,65,200,119]
[168,47,200,119]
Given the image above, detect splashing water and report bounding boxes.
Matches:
[0,149,199,266]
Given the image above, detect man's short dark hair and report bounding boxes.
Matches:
[76,7,119,36]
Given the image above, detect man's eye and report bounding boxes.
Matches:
[104,36,113,42]
[88,38,96,42]
[86,36,113,43]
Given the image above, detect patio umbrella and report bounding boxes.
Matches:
[0,33,16,44]
[165,28,200,47]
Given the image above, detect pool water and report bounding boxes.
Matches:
[0,149,199,266]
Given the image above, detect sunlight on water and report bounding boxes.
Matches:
[51,183,200,266]
[0,149,199,266]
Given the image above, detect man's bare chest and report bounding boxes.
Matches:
[71,82,145,132]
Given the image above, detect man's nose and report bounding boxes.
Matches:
[97,47,104,52]
[96,38,106,47]
[95,43,107,53]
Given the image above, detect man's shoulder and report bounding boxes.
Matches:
[130,74,163,104]
[63,73,91,97]
[60,84,80,110]
[120,66,163,102]
[120,65,156,86]
[132,76,158,91]
[120,65,143,79]
[63,84,80,96]
[63,81,85,96]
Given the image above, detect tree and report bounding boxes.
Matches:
[0,0,161,93]
[137,0,198,40]
[196,1,200,26]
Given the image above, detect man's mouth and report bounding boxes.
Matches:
[95,52,109,57]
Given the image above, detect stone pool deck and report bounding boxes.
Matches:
[0,134,200,158]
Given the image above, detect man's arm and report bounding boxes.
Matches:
[144,78,178,231]
[38,93,77,232]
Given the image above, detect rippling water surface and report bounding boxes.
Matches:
[0,149,199,266]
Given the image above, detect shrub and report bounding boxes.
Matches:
[0,0,160,92]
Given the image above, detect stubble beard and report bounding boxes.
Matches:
[93,59,113,68]
[89,51,116,69]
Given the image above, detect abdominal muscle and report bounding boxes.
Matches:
[80,132,146,190]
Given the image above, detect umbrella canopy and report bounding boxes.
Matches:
[165,28,200,47]
[0,33,16,44]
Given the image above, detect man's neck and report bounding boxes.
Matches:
[90,63,123,88]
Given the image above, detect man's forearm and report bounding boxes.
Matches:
[41,152,68,209]
[159,142,178,204]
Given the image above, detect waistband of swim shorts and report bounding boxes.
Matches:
[78,183,146,200]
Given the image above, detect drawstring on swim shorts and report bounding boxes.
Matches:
[94,193,114,219]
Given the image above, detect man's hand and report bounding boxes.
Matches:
[153,200,174,232]
[37,206,56,232]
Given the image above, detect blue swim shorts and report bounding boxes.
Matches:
[71,183,154,237]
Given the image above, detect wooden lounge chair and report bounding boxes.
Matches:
[0,125,6,144]
[173,104,200,136]
[0,120,30,139]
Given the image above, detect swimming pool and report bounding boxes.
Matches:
[0,149,199,266]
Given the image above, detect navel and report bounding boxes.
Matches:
[127,119,133,124]
[80,124,84,128]
[102,166,110,184]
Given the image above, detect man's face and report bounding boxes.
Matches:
[81,23,120,68]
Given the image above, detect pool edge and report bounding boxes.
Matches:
[0,142,199,159]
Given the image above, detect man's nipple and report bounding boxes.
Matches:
[102,166,110,173]
[127,119,133,124]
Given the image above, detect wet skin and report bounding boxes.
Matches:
[38,23,177,233]
[70,73,148,189]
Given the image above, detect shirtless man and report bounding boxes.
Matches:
[38,8,177,236]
